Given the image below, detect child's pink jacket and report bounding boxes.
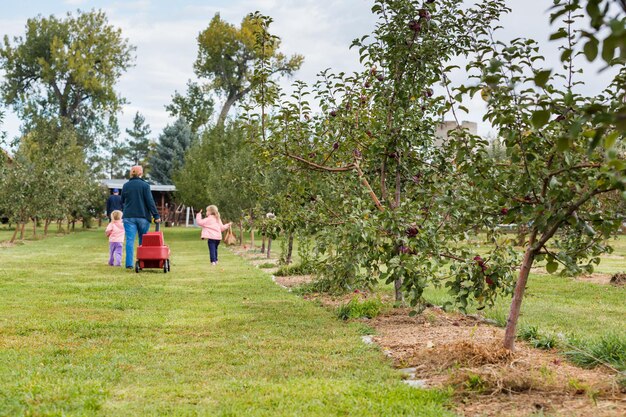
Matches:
[105,220,125,243]
[196,213,229,240]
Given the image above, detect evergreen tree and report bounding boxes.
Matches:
[150,118,194,185]
[126,111,152,167]
[90,118,130,178]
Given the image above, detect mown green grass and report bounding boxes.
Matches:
[0,226,453,416]
[253,229,625,347]
[421,256,625,342]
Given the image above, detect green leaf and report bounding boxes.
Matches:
[561,48,572,62]
[557,135,570,151]
[549,28,568,40]
[605,131,619,149]
[531,110,550,128]
[602,36,616,63]
[534,70,552,88]
[583,37,599,61]
[546,261,558,274]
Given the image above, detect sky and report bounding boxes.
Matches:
[0,0,616,146]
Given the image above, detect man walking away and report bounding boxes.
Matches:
[106,188,123,221]
[121,165,161,269]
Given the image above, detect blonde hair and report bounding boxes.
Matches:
[207,205,221,222]
[111,210,123,221]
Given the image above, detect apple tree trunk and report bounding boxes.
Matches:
[10,224,19,243]
[394,278,404,303]
[503,246,536,350]
[286,233,294,264]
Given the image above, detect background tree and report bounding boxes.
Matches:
[90,118,130,179]
[174,122,260,225]
[150,118,195,185]
[126,111,152,168]
[0,118,98,239]
[0,108,5,142]
[106,120,130,178]
[0,9,135,147]
[166,81,214,134]
[194,13,304,126]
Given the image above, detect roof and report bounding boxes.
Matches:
[101,178,176,192]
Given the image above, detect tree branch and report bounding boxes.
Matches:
[283,152,355,172]
[354,161,385,212]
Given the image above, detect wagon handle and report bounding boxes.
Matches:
[155,221,160,232]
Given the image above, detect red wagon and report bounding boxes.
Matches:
[135,223,170,273]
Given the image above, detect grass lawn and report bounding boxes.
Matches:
[0,226,453,416]
[245,229,624,346]
[423,273,625,340]
[418,236,626,342]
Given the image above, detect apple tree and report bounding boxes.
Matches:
[0,118,99,238]
[452,0,626,349]
[244,0,518,304]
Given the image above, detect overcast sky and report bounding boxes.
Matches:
[0,0,615,145]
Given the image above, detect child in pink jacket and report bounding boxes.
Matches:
[105,210,125,266]
[196,205,231,265]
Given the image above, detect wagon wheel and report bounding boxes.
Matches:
[135,261,140,273]
[163,259,168,274]
[167,259,171,272]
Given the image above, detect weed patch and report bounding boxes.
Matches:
[291,276,339,295]
[564,333,626,372]
[518,325,559,350]
[337,296,385,320]
[274,262,317,277]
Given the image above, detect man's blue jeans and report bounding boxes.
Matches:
[124,218,151,268]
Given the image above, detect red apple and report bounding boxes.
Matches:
[408,19,421,32]
[405,226,419,238]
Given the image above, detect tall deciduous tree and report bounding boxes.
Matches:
[195,13,304,127]
[166,81,214,134]
[0,108,5,140]
[150,118,195,185]
[126,111,152,167]
[0,10,135,146]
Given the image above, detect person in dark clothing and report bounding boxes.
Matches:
[106,188,123,221]
[121,165,161,269]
